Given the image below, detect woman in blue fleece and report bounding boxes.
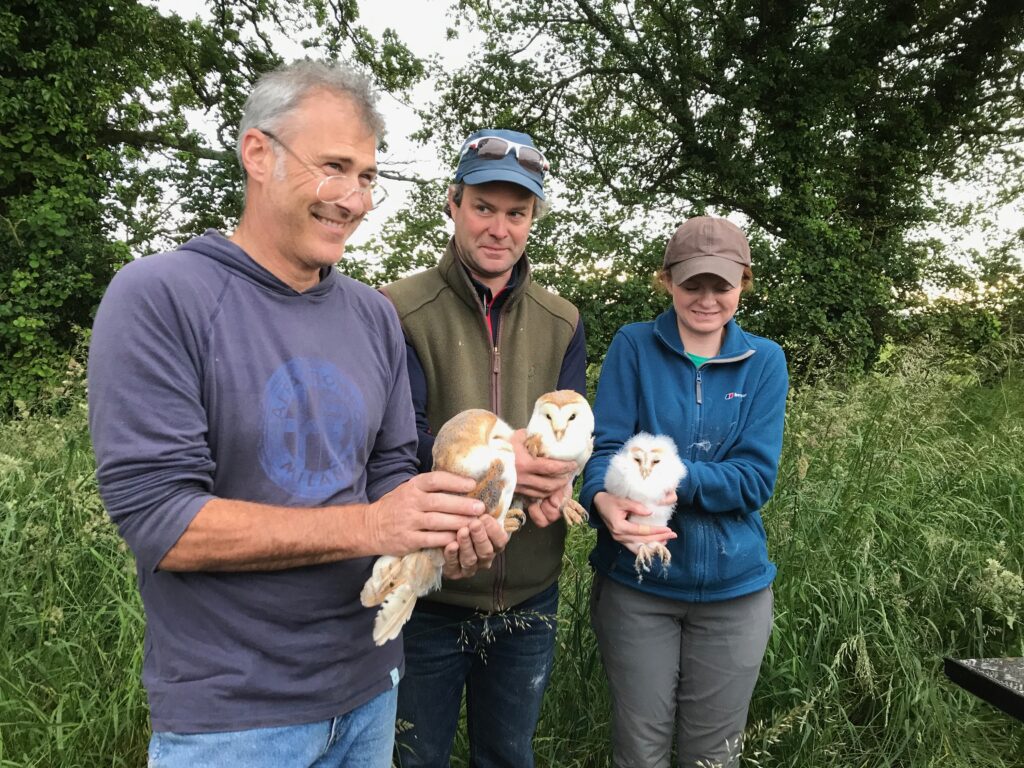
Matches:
[579,217,788,768]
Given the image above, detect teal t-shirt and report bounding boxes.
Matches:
[686,352,710,367]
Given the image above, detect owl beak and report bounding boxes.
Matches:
[640,464,651,479]
[553,427,565,441]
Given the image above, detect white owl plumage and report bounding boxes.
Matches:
[360,409,518,646]
[604,432,687,576]
[522,390,594,525]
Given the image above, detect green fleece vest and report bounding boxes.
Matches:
[383,239,580,611]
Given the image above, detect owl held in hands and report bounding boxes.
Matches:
[360,409,518,646]
[604,432,687,577]
[523,390,594,525]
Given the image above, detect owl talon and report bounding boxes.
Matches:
[634,543,671,579]
[560,498,589,526]
[504,508,526,533]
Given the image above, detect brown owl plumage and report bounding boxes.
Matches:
[360,409,518,645]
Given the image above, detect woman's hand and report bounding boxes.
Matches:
[593,491,677,547]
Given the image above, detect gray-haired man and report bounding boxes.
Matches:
[88,60,503,767]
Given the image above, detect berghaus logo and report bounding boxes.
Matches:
[725,392,747,400]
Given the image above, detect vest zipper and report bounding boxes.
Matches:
[491,346,501,410]
[491,301,514,610]
[485,294,508,611]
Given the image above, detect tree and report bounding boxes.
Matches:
[0,0,426,412]
[403,0,1024,375]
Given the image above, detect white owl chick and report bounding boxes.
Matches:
[523,390,594,525]
[603,432,687,576]
[360,409,517,645]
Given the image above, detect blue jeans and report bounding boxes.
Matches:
[395,582,559,768]
[147,687,397,768]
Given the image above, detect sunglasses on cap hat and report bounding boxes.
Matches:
[459,136,550,175]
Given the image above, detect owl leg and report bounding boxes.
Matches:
[405,549,446,597]
[634,543,672,580]
[559,497,589,526]
[560,498,587,525]
[504,497,526,533]
[524,432,545,458]
[634,546,651,577]
[650,542,671,576]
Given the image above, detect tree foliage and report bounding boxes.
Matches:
[4,1,1024,406]
[406,0,1024,375]
[0,0,426,411]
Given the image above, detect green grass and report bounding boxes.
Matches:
[0,399,148,767]
[534,343,1024,767]
[1,344,1022,766]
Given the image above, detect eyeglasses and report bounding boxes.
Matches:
[260,129,388,209]
[460,136,549,174]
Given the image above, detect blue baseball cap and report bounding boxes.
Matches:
[454,129,547,200]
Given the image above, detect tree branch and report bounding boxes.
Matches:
[378,169,432,184]
[99,127,231,162]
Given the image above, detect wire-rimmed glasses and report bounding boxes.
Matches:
[261,129,388,209]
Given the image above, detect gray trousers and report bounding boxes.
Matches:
[590,575,773,768]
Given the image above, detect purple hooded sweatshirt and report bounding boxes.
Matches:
[88,230,415,732]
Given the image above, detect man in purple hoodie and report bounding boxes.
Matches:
[87,60,506,768]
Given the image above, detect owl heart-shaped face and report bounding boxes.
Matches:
[542,402,580,439]
[529,391,594,441]
[604,432,686,514]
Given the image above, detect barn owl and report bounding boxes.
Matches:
[360,408,518,646]
[522,390,594,525]
[603,433,687,576]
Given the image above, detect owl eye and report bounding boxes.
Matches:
[569,414,576,420]
[652,459,660,464]
[546,414,552,420]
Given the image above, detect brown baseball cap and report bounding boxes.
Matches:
[663,217,751,288]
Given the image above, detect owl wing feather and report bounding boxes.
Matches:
[469,458,511,519]
[367,549,445,645]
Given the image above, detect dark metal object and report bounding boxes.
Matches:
[944,657,1024,722]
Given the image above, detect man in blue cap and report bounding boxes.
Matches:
[382,129,587,767]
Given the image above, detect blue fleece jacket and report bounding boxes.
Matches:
[579,309,788,602]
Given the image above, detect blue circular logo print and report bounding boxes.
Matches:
[259,358,367,499]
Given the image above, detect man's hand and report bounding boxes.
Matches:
[592,491,676,547]
[441,513,509,580]
[367,472,485,556]
[510,428,577,498]
[525,480,575,529]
